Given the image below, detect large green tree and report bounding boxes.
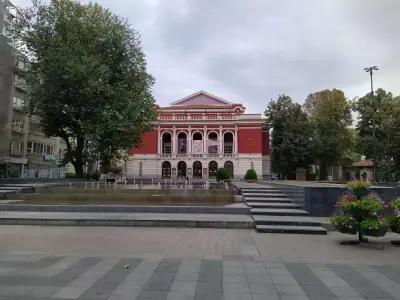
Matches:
[352,88,393,161]
[304,89,352,180]
[265,95,314,179]
[381,96,400,180]
[14,0,156,176]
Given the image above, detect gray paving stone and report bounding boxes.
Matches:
[166,291,195,300]
[248,283,277,294]
[329,264,393,299]
[135,290,168,300]
[223,292,252,300]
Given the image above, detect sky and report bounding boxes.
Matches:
[12,0,400,113]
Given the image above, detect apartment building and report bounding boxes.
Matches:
[0,0,67,178]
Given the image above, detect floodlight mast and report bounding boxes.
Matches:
[363,66,379,182]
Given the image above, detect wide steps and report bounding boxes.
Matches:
[256,225,327,235]
[241,188,281,193]
[250,208,308,216]
[246,202,300,209]
[244,197,292,203]
[242,192,287,198]
[253,215,321,226]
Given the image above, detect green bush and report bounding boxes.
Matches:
[216,168,230,181]
[391,197,400,211]
[244,169,257,180]
[347,180,370,199]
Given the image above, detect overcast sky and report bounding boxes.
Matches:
[13,0,400,112]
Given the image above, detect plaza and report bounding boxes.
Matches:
[0,226,400,300]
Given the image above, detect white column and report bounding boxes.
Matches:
[203,126,207,155]
[188,127,192,156]
[172,127,176,156]
[234,126,238,156]
[157,127,161,155]
[219,126,223,156]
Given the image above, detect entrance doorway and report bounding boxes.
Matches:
[224,161,234,178]
[209,161,218,177]
[162,161,171,179]
[177,161,187,178]
[193,161,202,179]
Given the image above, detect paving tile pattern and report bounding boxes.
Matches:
[0,255,399,299]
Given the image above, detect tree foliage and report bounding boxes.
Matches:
[14,0,156,176]
[304,89,352,180]
[352,88,393,162]
[265,95,313,179]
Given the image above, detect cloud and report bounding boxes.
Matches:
[12,0,400,112]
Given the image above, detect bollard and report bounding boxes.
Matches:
[124,179,127,189]
[91,182,94,189]
[69,182,72,190]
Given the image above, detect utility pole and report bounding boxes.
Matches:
[363,66,379,182]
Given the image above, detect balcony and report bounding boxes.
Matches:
[11,126,24,134]
[161,153,172,157]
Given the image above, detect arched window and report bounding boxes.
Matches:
[209,161,218,177]
[162,161,171,179]
[208,132,218,154]
[177,132,187,154]
[192,132,203,154]
[193,161,202,179]
[177,161,187,178]
[162,132,172,155]
[223,132,233,155]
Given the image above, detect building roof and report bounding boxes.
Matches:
[351,159,374,167]
[169,91,236,106]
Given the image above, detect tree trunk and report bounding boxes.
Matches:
[319,160,328,180]
[72,160,84,177]
[100,156,112,174]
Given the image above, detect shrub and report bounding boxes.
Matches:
[391,197,400,212]
[244,169,257,181]
[347,180,370,199]
[388,216,400,233]
[216,168,230,182]
[329,215,357,234]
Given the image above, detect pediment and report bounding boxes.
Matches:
[170,91,232,106]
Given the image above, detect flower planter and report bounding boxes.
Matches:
[337,226,357,235]
[361,226,387,237]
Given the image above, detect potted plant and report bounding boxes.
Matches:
[244,169,257,182]
[330,215,357,234]
[360,217,388,237]
[389,197,400,245]
[347,180,370,198]
[330,180,387,244]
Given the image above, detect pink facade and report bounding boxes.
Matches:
[127,91,270,179]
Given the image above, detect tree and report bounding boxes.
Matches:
[340,128,361,167]
[304,89,352,180]
[265,95,314,179]
[352,88,393,162]
[382,96,400,180]
[14,0,156,176]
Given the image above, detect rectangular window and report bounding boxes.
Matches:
[27,141,32,154]
[10,141,22,155]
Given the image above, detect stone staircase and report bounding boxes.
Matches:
[242,186,327,235]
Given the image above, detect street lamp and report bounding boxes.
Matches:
[363,66,379,182]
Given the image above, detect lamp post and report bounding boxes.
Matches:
[363,66,379,182]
